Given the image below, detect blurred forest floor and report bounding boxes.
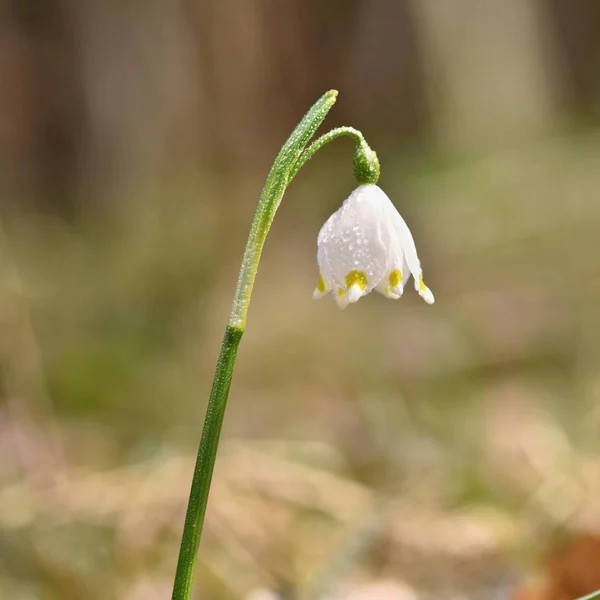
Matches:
[1,126,600,599]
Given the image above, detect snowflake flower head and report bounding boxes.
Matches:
[313,184,434,309]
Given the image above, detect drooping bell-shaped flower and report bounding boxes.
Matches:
[313,184,434,308]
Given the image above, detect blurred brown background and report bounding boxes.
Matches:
[1,1,600,599]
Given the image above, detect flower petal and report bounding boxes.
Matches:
[312,273,330,299]
[347,284,363,303]
[334,287,350,309]
[318,185,395,293]
[417,275,435,305]
[375,281,401,300]
[386,203,423,282]
[315,218,336,296]
[382,192,435,304]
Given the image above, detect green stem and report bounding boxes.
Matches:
[171,90,339,600]
[171,325,242,600]
[289,126,365,179]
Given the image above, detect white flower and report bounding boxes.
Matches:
[313,184,434,308]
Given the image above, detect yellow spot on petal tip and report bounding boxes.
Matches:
[344,269,368,291]
[337,288,346,297]
[383,286,400,300]
[317,274,327,293]
[389,269,402,288]
[418,276,435,305]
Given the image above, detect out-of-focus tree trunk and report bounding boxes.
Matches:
[188,0,367,165]
[0,0,85,213]
[545,0,600,120]
[0,0,598,211]
[341,0,429,143]
[188,0,428,164]
[77,0,203,203]
[410,0,560,155]
[188,0,273,166]
[0,0,204,210]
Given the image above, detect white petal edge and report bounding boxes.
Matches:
[334,288,350,309]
